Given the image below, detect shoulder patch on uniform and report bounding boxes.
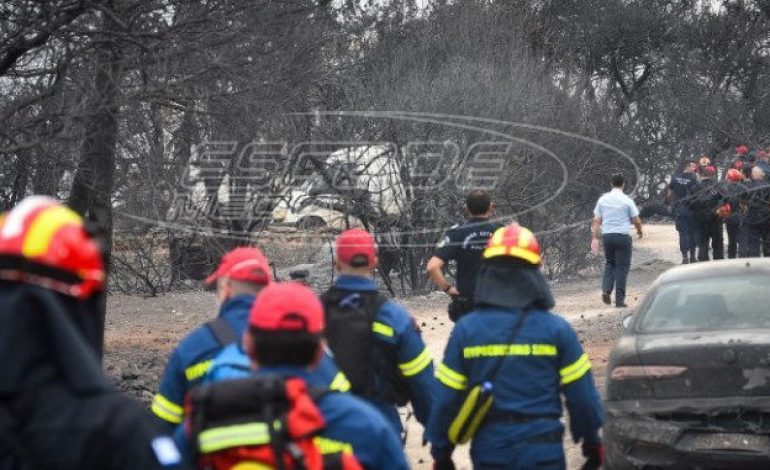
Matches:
[436,235,451,248]
[151,436,182,466]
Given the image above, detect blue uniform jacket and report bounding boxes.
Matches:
[428,307,603,464]
[331,275,437,435]
[176,365,409,470]
[152,294,253,428]
[204,342,351,392]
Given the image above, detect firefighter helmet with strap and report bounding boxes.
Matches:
[482,224,541,265]
[0,196,105,299]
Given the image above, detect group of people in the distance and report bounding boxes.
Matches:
[668,145,770,263]
[1,193,604,470]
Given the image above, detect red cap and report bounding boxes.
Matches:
[335,228,377,267]
[703,165,717,176]
[248,282,324,334]
[733,159,744,170]
[726,168,742,182]
[737,145,749,155]
[204,247,271,285]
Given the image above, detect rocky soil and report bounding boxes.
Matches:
[104,224,681,469]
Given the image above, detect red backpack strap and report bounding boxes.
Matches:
[284,378,326,439]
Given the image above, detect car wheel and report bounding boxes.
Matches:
[296,216,326,230]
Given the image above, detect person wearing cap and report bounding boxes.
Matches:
[427,189,501,322]
[722,168,747,258]
[0,196,187,469]
[690,165,725,261]
[741,165,770,257]
[152,247,272,429]
[591,173,642,308]
[324,228,437,437]
[427,223,604,470]
[179,282,409,470]
[667,160,699,264]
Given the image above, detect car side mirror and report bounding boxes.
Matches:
[622,314,633,329]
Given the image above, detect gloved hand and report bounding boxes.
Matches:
[581,442,604,470]
[433,456,456,470]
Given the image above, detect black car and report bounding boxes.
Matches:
[604,259,770,469]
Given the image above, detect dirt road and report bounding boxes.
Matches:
[104,223,680,468]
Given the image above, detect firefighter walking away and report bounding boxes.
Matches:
[428,223,604,470]
[180,281,409,470]
[0,196,186,470]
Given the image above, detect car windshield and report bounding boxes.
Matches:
[639,274,770,332]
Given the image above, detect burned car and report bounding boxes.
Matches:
[605,259,770,469]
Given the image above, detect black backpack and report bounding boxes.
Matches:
[321,288,410,406]
[687,182,719,217]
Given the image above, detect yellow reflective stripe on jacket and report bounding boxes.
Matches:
[313,436,354,455]
[151,394,183,424]
[436,363,468,390]
[462,343,558,359]
[184,359,213,382]
[198,422,271,453]
[398,348,432,377]
[560,353,592,385]
[372,321,394,337]
[329,372,351,392]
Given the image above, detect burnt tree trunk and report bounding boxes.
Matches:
[67,2,124,360]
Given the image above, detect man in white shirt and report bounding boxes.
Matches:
[591,173,643,308]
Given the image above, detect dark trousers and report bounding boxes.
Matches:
[743,223,769,257]
[602,233,632,306]
[726,221,741,259]
[764,227,770,257]
[674,206,697,257]
[695,216,724,261]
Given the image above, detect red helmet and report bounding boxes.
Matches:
[483,223,541,265]
[702,165,717,176]
[0,196,105,299]
[737,145,749,155]
[726,168,742,182]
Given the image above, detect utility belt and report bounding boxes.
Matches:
[484,411,563,444]
[484,410,560,426]
[449,396,562,446]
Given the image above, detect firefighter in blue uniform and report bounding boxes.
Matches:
[428,223,604,469]
[323,228,438,437]
[667,160,699,264]
[178,282,409,470]
[152,247,272,429]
